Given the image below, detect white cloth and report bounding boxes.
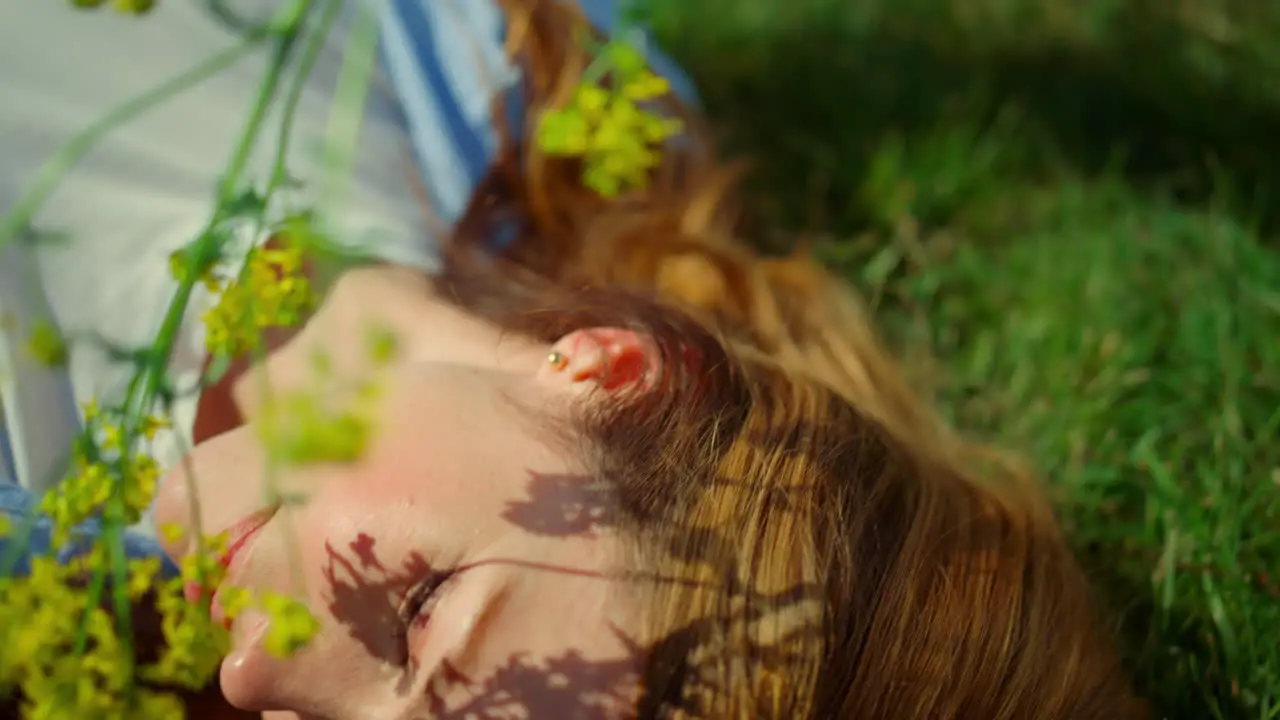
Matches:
[0,0,695,530]
[0,2,436,525]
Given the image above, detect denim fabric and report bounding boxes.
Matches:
[0,482,178,579]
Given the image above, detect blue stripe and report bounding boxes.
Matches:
[378,0,703,254]
[388,0,491,191]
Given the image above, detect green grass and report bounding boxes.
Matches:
[647,0,1280,717]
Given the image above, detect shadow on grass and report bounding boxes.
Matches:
[653,2,1280,241]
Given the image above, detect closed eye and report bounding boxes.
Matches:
[397,569,455,636]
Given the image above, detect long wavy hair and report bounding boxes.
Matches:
[23,1,1147,718]
[429,0,1150,717]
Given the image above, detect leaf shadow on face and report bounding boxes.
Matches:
[410,583,823,720]
[318,529,650,716]
[500,470,617,538]
[322,535,442,670]
[321,469,618,669]
[314,469,823,719]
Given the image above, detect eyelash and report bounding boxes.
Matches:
[397,571,454,636]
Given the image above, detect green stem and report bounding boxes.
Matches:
[106,515,137,691]
[0,29,270,250]
[101,7,317,649]
[258,0,345,599]
[205,0,270,35]
[16,0,320,694]
[318,0,382,209]
[214,4,311,212]
[126,0,315,422]
[579,30,612,87]
[72,533,110,655]
[270,0,344,196]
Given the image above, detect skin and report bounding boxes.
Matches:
[154,267,658,719]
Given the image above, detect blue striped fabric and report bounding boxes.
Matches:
[2,1,700,578]
[378,0,699,250]
[0,482,180,578]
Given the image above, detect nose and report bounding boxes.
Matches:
[153,424,277,560]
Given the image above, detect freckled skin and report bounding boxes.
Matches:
[156,269,652,719]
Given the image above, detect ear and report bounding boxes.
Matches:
[539,327,661,394]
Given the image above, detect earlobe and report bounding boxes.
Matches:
[542,327,660,394]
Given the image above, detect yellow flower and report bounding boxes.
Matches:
[220,586,255,623]
[159,522,186,544]
[179,531,230,594]
[574,85,610,119]
[25,320,68,367]
[141,413,171,440]
[364,324,401,366]
[123,453,161,522]
[40,459,113,545]
[639,114,684,143]
[144,575,228,690]
[604,41,647,79]
[99,423,123,452]
[537,108,591,155]
[260,592,320,659]
[204,239,314,359]
[132,690,185,718]
[533,38,682,198]
[257,390,373,465]
[622,74,670,101]
[127,557,164,600]
[111,0,158,14]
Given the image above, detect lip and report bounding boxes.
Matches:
[182,507,276,613]
[221,508,276,570]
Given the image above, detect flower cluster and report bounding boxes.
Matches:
[25,320,68,368]
[0,552,185,719]
[536,39,684,197]
[171,230,315,360]
[0,397,230,716]
[153,525,319,676]
[215,587,320,659]
[69,0,158,16]
[37,401,167,546]
[0,532,228,719]
[0,501,320,719]
[256,326,400,466]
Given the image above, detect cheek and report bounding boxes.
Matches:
[153,427,271,559]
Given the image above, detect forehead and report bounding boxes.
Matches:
[362,361,571,484]
[341,361,615,555]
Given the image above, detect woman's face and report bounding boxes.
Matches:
[155,286,656,718]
